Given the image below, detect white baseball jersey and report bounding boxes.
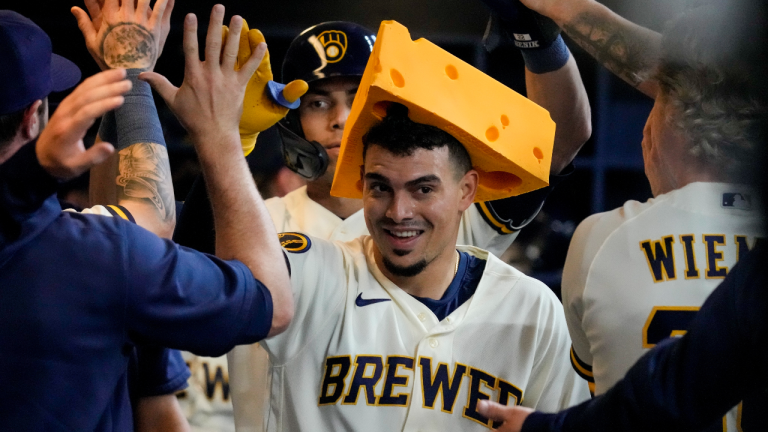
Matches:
[225,185,526,431]
[63,204,126,218]
[195,185,525,431]
[562,182,763,431]
[178,353,234,432]
[231,234,589,431]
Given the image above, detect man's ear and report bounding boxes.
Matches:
[458,169,478,211]
[20,100,44,141]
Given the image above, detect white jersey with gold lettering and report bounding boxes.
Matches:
[187,185,523,431]
[562,182,763,431]
[229,185,523,431]
[231,235,589,432]
[178,353,234,432]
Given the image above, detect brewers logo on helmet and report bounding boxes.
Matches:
[317,30,347,63]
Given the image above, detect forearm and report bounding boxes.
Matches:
[90,70,177,238]
[547,0,661,98]
[196,134,292,336]
[134,395,190,432]
[89,137,176,238]
[525,56,591,174]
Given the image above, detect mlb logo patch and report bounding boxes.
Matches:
[722,193,752,210]
[513,33,533,41]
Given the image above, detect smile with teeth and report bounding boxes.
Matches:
[385,229,422,238]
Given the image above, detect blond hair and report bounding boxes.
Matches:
[656,4,764,181]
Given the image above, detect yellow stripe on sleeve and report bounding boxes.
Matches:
[477,202,514,234]
[107,205,130,221]
[570,347,594,382]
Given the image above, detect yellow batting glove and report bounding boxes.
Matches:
[223,21,308,156]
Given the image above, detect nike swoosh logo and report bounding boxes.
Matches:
[355,293,391,307]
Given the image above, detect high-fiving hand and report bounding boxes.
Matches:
[223,20,308,156]
[139,5,266,158]
[36,69,131,180]
[72,0,175,71]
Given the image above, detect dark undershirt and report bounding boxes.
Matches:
[410,251,487,321]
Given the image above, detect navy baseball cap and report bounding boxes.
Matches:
[0,10,81,115]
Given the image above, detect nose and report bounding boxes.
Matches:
[385,191,414,223]
[331,103,350,131]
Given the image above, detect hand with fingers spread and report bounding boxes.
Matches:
[36,69,132,180]
[142,5,294,336]
[476,400,535,432]
[140,8,266,155]
[222,20,308,156]
[71,0,175,71]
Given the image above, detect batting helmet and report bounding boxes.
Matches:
[278,21,376,181]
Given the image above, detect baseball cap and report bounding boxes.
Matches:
[0,10,81,115]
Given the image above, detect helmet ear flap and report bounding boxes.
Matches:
[277,121,330,181]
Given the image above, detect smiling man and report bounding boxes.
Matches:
[228,102,588,431]
[176,14,592,429]
[218,11,593,430]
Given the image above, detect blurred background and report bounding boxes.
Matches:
[9,0,698,297]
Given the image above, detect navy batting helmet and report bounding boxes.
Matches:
[278,22,375,181]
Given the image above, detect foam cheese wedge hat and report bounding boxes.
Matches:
[330,20,556,203]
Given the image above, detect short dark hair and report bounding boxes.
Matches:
[0,108,26,147]
[0,101,45,154]
[362,103,472,179]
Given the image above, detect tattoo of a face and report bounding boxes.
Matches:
[102,23,156,70]
[116,143,174,223]
[563,13,657,87]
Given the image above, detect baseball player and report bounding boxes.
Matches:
[69,0,202,428]
[231,99,589,430]
[174,5,590,426]
[223,15,590,428]
[174,8,591,428]
[474,244,768,432]
[490,1,765,431]
[0,6,293,430]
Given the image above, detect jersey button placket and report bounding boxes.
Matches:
[428,337,439,348]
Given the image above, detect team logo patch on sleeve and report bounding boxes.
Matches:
[278,232,312,253]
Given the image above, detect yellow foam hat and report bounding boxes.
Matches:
[330,21,556,203]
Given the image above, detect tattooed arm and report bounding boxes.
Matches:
[75,0,177,238]
[89,142,176,237]
[520,0,661,98]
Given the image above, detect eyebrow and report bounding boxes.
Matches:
[363,173,441,187]
[307,86,359,97]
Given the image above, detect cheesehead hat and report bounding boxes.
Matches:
[331,21,556,203]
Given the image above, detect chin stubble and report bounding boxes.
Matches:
[382,256,429,277]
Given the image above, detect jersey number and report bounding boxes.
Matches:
[643,307,747,431]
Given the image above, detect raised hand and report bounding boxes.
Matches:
[223,20,308,156]
[36,69,131,180]
[139,6,266,156]
[72,0,174,71]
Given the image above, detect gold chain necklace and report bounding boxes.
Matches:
[453,250,459,277]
